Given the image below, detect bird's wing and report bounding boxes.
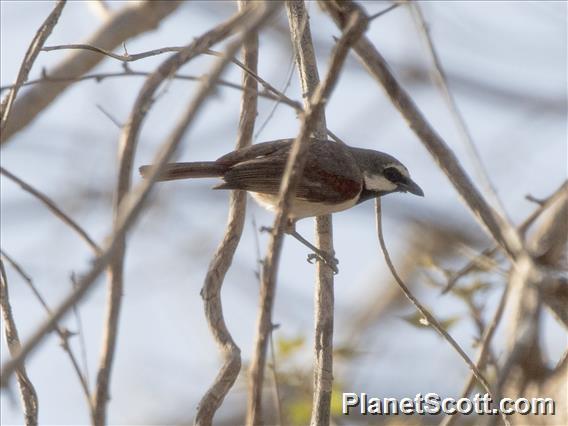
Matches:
[216,139,293,165]
[215,140,362,203]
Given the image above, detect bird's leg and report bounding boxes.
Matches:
[259,221,339,273]
[286,220,339,273]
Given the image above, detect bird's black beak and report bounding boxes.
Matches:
[399,178,424,197]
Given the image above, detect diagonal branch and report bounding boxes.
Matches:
[1,250,93,418]
[194,1,261,424]
[1,0,181,145]
[0,167,101,254]
[0,1,273,390]
[246,4,368,424]
[408,1,508,217]
[375,199,509,426]
[323,0,524,261]
[91,4,273,425]
[0,0,66,136]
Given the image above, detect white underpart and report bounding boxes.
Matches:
[363,163,409,192]
[250,192,359,220]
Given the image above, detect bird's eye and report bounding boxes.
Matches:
[383,167,405,183]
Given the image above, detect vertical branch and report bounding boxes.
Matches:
[0,0,66,134]
[284,2,332,425]
[246,4,367,424]
[91,5,265,425]
[194,0,259,424]
[0,1,272,390]
[0,260,39,426]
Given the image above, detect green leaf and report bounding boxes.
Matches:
[277,335,306,359]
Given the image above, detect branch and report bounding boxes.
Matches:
[443,181,568,293]
[375,199,509,426]
[0,0,181,145]
[91,4,271,424]
[408,2,509,217]
[246,4,367,424]
[441,282,510,426]
[0,0,66,136]
[0,250,93,418]
[194,1,261,424]
[0,259,38,426]
[0,167,101,254]
[0,1,271,388]
[0,70,300,110]
[286,2,367,425]
[323,0,524,261]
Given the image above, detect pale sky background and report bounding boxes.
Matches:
[1,1,566,424]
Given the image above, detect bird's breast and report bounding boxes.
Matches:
[250,192,359,220]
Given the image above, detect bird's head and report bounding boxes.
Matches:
[349,147,424,198]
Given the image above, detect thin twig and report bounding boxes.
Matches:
[1,1,181,144]
[246,4,367,424]
[0,0,66,135]
[375,198,509,426]
[0,70,302,111]
[0,250,93,417]
[0,259,39,426]
[0,167,101,254]
[41,43,186,62]
[323,0,524,262]
[91,4,270,424]
[443,181,568,293]
[440,283,510,426]
[34,42,348,144]
[409,1,510,219]
[0,2,266,390]
[369,2,400,21]
[194,1,269,424]
[70,273,91,394]
[254,49,296,139]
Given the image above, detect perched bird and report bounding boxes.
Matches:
[139,138,423,271]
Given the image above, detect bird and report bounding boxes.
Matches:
[139,138,423,272]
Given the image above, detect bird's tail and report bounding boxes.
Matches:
[139,162,226,182]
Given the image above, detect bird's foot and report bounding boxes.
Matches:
[307,250,339,274]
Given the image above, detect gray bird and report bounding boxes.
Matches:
[140,138,423,272]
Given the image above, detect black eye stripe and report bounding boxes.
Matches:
[384,167,405,183]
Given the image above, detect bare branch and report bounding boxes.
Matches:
[194,1,261,424]
[409,2,509,218]
[441,283,510,426]
[0,259,39,426]
[286,2,367,425]
[444,181,568,293]
[0,1,271,389]
[0,250,93,418]
[246,4,367,424]
[0,167,101,254]
[323,0,524,261]
[91,4,272,424]
[0,0,66,136]
[41,43,186,62]
[375,198,509,426]
[0,70,300,110]
[1,0,181,145]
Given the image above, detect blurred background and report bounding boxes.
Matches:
[1,1,566,424]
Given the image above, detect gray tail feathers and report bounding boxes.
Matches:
[139,162,226,182]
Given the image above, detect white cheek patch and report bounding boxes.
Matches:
[363,173,397,192]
